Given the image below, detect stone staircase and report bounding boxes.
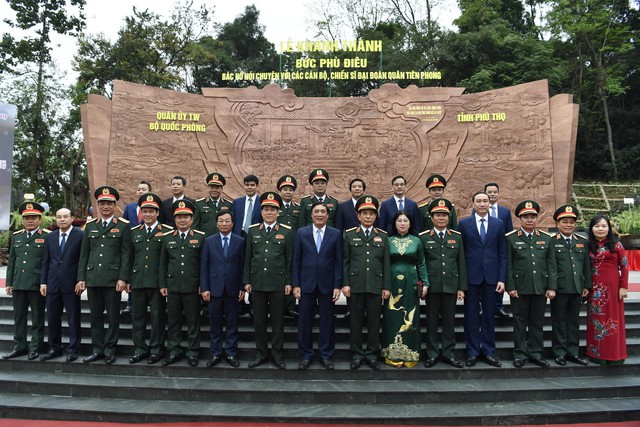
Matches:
[0,295,638,425]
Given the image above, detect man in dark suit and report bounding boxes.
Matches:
[293,202,343,370]
[159,176,194,228]
[232,174,261,237]
[39,208,83,362]
[201,211,245,368]
[458,191,507,368]
[419,175,458,232]
[3,201,48,361]
[484,182,514,319]
[378,175,420,234]
[335,178,366,232]
[122,180,152,227]
[243,192,293,369]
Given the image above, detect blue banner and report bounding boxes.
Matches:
[0,102,16,230]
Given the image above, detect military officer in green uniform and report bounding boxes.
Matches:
[243,192,294,369]
[506,200,557,368]
[277,174,300,318]
[419,198,467,368]
[297,169,339,228]
[77,186,132,364]
[160,199,205,367]
[343,195,391,370]
[550,204,590,366]
[193,172,233,237]
[128,193,173,364]
[419,174,458,232]
[2,202,48,360]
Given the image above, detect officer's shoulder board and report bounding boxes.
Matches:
[539,230,552,237]
[300,194,312,200]
[132,224,143,230]
[574,233,587,240]
[418,202,429,208]
[418,230,430,236]
[161,224,174,230]
[13,229,25,235]
[449,229,461,235]
[374,227,387,234]
[505,229,518,237]
[162,230,174,236]
[221,198,231,204]
[249,223,260,229]
[293,202,300,207]
[40,228,50,233]
[345,226,358,233]
[279,224,291,230]
[86,218,98,224]
[193,229,205,235]
[196,197,206,203]
[118,217,130,224]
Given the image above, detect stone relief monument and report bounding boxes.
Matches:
[81,79,578,227]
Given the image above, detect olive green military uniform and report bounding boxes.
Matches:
[243,222,294,362]
[6,228,48,353]
[159,229,205,358]
[419,203,458,231]
[506,229,557,360]
[298,194,339,228]
[193,197,233,237]
[278,201,300,232]
[550,233,591,358]
[343,226,391,362]
[419,228,467,360]
[130,223,173,357]
[78,217,132,356]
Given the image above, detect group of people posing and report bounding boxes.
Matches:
[3,169,629,370]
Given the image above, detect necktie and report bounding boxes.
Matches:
[223,236,229,257]
[147,227,153,236]
[27,232,32,240]
[181,232,186,241]
[490,205,497,218]
[60,233,66,251]
[398,199,404,211]
[480,218,486,243]
[266,226,272,234]
[528,234,532,241]
[438,231,444,240]
[103,220,108,229]
[365,229,370,238]
[316,229,323,252]
[285,203,290,211]
[243,198,253,233]
[566,238,571,246]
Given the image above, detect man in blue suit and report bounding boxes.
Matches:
[122,180,152,227]
[232,174,261,237]
[335,178,365,232]
[201,211,245,368]
[292,202,343,370]
[378,175,420,234]
[458,191,507,368]
[39,208,83,362]
[484,182,514,319]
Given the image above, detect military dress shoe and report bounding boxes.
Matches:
[188,356,198,367]
[284,309,299,318]
[162,355,181,366]
[496,309,510,319]
[272,359,286,369]
[27,351,39,361]
[120,306,131,315]
[443,358,464,369]
[513,358,526,368]
[350,359,362,370]
[83,353,104,363]
[2,349,28,360]
[481,354,502,367]
[129,353,149,364]
[147,354,161,365]
[40,350,63,361]
[366,359,381,370]
[206,356,221,368]
[66,353,78,363]
[298,359,312,370]
[530,358,550,368]
[248,358,268,369]
[465,356,477,367]
[321,359,334,370]
[555,356,567,366]
[566,354,588,366]
[105,354,116,364]
[226,356,240,367]
[424,357,437,368]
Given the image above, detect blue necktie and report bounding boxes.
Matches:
[223,236,229,257]
[316,229,323,253]
[398,199,404,211]
[480,218,486,243]
[60,233,67,252]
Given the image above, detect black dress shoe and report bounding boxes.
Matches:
[343,311,351,319]
[105,354,116,364]
[206,356,221,367]
[465,356,477,367]
[248,358,268,368]
[298,359,312,370]
[513,358,526,368]
[27,351,39,361]
[2,349,28,360]
[530,357,550,368]
[226,356,240,367]
[350,359,362,370]
[321,359,334,370]
[120,306,131,315]
[188,356,198,367]
[129,353,148,364]
[83,353,104,363]
[496,309,510,319]
[367,359,381,370]
[481,354,502,367]
[66,353,78,363]
[162,355,181,366]
[40,350,63,361]
[272,359,286,369]
[147,354,161,364]
[443,357,464,369]
[284,309,299,318]
[566,354,588,366]
[555,356,566,366]
[424,357,437,368]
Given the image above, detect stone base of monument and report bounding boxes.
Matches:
[0,295,637,424]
